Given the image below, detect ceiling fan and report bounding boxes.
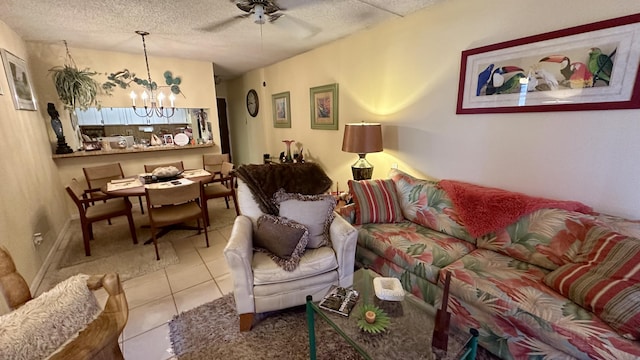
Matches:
[201,0,288,32]
[235,0,284,24]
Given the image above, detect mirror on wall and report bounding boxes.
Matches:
[77,107,214,146]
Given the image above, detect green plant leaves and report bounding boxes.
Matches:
[102,69,183,96]
[49,64,101,110]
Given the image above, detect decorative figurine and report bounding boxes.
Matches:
[47,103,73,154]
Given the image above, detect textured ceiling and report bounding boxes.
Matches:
[0,0,440,80]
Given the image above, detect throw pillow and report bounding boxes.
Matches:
[0,274,100,360]
[348,179,404,225]
[543,225,640,340]
[254,215,309,271]
[273,189,336,248]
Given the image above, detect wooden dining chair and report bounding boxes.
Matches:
[203,154,230,180]
[202,161,239,226]
[83,163,144,214]
[65,178,138,256]
[145,181,209,260]
[143,161,185,173]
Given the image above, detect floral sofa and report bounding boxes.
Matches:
[343,169,640,360]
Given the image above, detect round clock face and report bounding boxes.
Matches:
[246,89,259,117]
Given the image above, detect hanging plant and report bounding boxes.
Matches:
[49,41,102,111]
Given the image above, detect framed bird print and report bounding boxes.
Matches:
[457,13,640,114]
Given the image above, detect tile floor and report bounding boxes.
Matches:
[90,211,235,360]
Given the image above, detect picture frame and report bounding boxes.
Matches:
[457,13,640,114]
[272,91,291,128]
[1,49,37,110]
[310,83,339,130]
[163,134,174,145]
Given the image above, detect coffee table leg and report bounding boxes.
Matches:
[306,295,317,360]
[460,328,479,360]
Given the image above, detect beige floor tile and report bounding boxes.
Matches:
[214,273,234,295]
[122,269,172,309]
[205,257,230,278]
[166,263,213,293]
[196,239,227,262]
[170,250,204,269]
[217,225,233,240]
[170,237,199,256]
[173,280,222,313]
[124,294,177,340]
[123,323,175,360]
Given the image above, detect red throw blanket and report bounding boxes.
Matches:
[438,180,593,237]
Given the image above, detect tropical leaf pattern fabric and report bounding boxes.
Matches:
[351,169,640,359]
[357,222,475,283]
[389,169,477,244]
[440,249,640,359]
[477,209,595,271]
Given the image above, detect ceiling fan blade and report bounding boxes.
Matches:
[272,14,320,39]
[198,14,248,32]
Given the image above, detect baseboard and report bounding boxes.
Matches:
[30,217,72,294]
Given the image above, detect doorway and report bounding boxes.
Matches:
[217,98,231,160]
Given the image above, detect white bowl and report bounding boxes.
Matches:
[373,277,404,301]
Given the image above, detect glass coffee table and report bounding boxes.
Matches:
[306,268,478,360]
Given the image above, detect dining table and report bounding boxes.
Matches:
[101,169,214,244]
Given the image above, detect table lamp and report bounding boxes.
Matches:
[341,122,383,181]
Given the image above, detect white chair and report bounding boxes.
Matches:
[223,177,358,331]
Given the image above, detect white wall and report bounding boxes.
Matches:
[225,0,640,219]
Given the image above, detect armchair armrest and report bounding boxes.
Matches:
[49,273,127,360]
[223,215,256,315]
[329,213,358,288]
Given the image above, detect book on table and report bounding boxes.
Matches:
[318,285,359,317]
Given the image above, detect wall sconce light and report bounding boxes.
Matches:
[341,122,383,181]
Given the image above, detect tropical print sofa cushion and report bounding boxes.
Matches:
[476,209,595,271]
[356,222,475,283]
[441,249,640,359]
[348,179,404,224]
[544,224,640,340]
[388,169,476,244]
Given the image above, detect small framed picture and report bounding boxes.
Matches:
[1,49,37,110]
[310,83,338,130]
[163,134,174,145]
[272,91,291,128]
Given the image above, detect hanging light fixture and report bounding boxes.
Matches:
[129,31,175,118]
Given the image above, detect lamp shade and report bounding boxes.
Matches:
[342,123,383,154]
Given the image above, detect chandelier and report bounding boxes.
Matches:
[129,31,175,118]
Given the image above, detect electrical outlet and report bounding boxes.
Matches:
[391,163,398,169]
[33,233,44,246]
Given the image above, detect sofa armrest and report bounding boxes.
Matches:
[223,215,256,315]
[329,212,358,288]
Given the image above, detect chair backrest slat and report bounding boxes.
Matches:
[203,154,230,174]
[146,182,200,206]
[83,163,124,190]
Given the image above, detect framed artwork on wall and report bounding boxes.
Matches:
[457,13,640,114]
[1,49,37,110]
[310,83,339,130]
[272,91,291,128]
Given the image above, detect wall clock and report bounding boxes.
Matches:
[246,89,259,117]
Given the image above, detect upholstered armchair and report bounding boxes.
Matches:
[224,163,358,331]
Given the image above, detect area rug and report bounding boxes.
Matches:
[168,293,362,360]
[169,294,500,360]
[58,197,236,268]
[40,198,236,293]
